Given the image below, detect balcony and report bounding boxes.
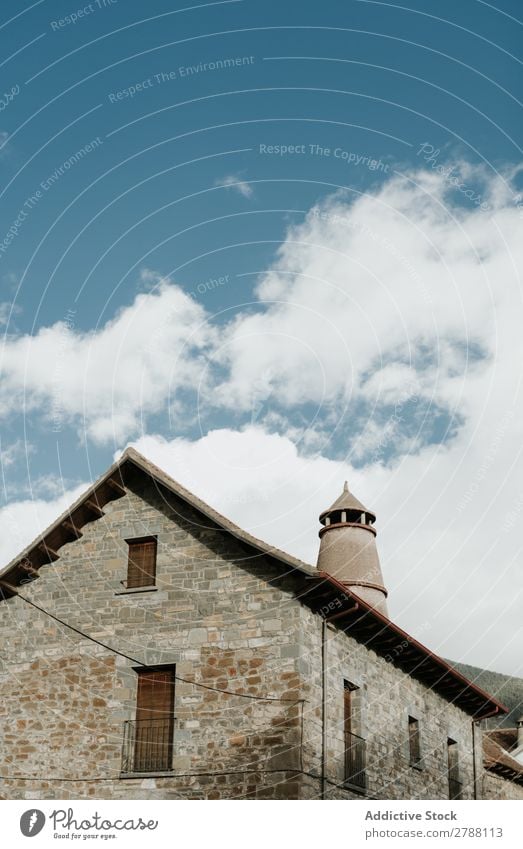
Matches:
[121,718,173,774]
[344,732,367,790]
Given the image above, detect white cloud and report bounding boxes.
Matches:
[0,439,34,469]
[126,426,523,676]
[2,164,520,451]
[216,174,254,198]
[0,482,87,567]
[0,277,213,443]
[0,412,521,675]
[209,164,521,424]
[1,163,523,675]
[0,302,20,327]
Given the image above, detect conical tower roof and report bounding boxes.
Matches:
[319,481,376,525]
[316,480,385,614]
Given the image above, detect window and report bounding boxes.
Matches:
[447,738,462,799]
[408,716,421,767]
[125,536,157,588]
[344,680,366,789]
[122,666,175,773]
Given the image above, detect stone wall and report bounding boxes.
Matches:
[296,612,478,800]
[0,477,304,799]
[483,771,523,800]
[0,473,505,800]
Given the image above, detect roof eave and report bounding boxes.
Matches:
[305,571,508,719]
[0,447,313,597]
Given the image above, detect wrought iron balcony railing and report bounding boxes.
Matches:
[344,732,367,789]
[121,718,174,774]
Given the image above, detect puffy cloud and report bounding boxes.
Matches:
[0,414,520,674]
[0,279,212,443]
[2,164,521,453]
[1,163,522,675]
[127,425,523,676]
[0,483,87,567]
[209,166,521,427]
[0,438,34,469]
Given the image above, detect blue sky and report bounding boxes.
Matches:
[1,0,522,673]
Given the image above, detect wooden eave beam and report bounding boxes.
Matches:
[85,499,104,518]
[62,520,82,539]
[38,542,59,562]
[106,478,126,497]
[0,580,19,596]
[19,562,39,577]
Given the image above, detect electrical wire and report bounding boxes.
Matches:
[13,592,305,703]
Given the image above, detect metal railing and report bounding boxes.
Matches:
[121,718,174,773]
[345,732,367,789]
[448,775,463,800]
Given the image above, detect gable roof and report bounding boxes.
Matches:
[0,447,312,594]
[301,572,507,720]
[0,448,507,720]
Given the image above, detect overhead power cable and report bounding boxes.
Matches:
[12,592,305,704]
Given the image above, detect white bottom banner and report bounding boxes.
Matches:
[1,799,521,848]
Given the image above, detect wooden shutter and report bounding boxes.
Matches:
[136,669,174,722]
[134,668,175,772]
[344,681,365,787]
[447,738,461,799]
[344,683,352,737]
[127,537,157,588]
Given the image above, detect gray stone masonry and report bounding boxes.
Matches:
[0,476,509,799]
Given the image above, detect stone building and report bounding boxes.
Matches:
[0,448,519,800]
[483,723,523,800]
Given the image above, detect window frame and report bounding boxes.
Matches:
[447,737,462,799]
[127,664,176,775]
[408,715,422,769]
[343,679,367,792]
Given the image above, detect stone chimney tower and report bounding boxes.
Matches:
[316,482,388,617]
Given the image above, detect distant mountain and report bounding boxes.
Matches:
[448,661,523,728]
